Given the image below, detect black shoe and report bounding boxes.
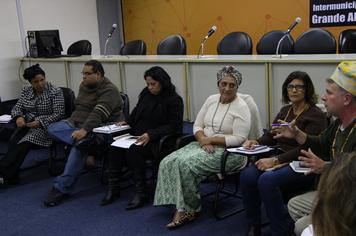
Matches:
[125,193,147,210]
[0,176,5,188]
[101,188,120,206]
[0,174,19,187]
[44,187,68,207]
[246,224,261,236]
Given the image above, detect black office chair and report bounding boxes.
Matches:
[0,98,18,155]
[294,28,336,54]
[120,40,147,55]
[256,30,294,55]
[157,35,187,55]
[339,29,356,53]
[217,32,253,55]
[67,40,92,56]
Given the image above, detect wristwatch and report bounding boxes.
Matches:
[272,156,280,166]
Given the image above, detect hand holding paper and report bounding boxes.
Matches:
[298,148,326,175]
[136,132,150,146]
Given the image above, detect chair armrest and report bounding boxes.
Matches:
[175,134,196,149]
[158,133,184,158]
[220,149,232,177]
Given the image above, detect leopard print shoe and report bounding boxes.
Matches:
[166,210,198,229]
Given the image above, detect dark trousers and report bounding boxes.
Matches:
[108,144,153,188]
[240,164,317,236]
[0,127,40,180]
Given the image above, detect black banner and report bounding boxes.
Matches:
[310,0,356,27]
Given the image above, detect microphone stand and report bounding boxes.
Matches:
[104,37,110,56]
[197,37,208,58]
[274,33,289,58]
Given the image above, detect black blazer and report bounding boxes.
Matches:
[128,88,184,142]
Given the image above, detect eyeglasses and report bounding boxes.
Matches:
[287,84,305,91]
[81,71,96,76]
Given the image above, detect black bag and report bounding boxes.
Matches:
[74,132,105,153]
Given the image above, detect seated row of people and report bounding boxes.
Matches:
[1,60,355,236]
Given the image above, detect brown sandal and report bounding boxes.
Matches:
[166,211,198,229]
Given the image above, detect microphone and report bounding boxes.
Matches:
[107,23,117,38]
[205,25,217,39]
[286,17,301,34]
[198,25,217,58]
[104,23,118,55]
[274,17,301,57]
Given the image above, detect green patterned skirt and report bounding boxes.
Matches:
[153,142,247,212]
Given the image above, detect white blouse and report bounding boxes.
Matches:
[193,94,251,147]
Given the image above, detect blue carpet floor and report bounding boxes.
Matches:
[0,139,273,236]
[0,164,270,236]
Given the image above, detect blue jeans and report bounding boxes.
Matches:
[240,164,316,236]
[48,120,87,194]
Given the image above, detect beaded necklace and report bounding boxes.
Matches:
[331,122,356,158]
[211,99,232,134]
[283,103,309,122]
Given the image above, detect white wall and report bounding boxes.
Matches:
[0,0,100,100]
[21,0,100,55]
[0,0,24,100]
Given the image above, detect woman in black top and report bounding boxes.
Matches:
[101,66,184,210]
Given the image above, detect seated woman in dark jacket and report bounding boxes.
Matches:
[101,66,184,209]
[0,64,65,186]
[240,71,328,236]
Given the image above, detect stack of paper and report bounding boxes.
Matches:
[289,161,311,173]
[0,114,12,123]
[111,133,139,149]
[93,124,130,134]
[227,145,272,155]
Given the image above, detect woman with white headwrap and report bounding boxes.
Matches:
[154,65,251,229]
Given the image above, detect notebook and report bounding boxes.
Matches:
[289,161,311,173]
[93,124,130,134]
[227,145,272,155]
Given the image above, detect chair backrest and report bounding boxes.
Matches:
[157,35,187,55]
[339,29,356,53]
[120,92,130,121]
[67,40,92,55]
[238,93,263,140]
[217,32,253,55]
[0,98,18,115]
[60,87,76,118]
[294,28,336,54]
[120,40,146,55]
[256,30,294,55]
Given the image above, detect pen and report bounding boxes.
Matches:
[271,123,289,127]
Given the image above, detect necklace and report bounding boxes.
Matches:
[283,103,309,122]
[211,100,231,134]
[331,123,356,158]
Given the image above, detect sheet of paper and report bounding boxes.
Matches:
[0,114,11,123]
[111,134,139,149]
